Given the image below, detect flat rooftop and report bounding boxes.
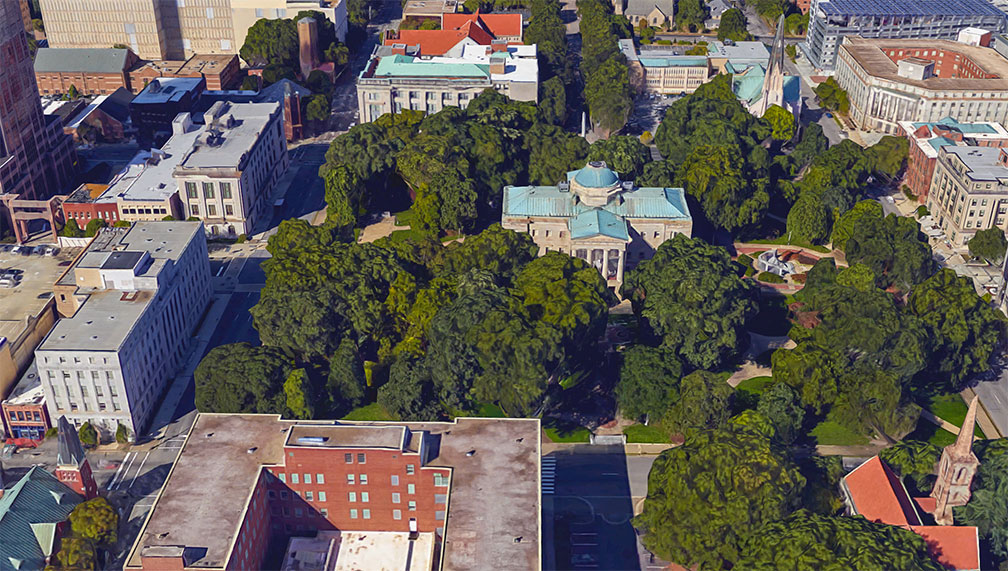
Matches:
[288,424,407,449]
[367,44,537,83]
[132,77,204,105]
[3,361,43,406]
[943,145,1008,182]
[816,0,1005,18]
[842,37,1008,90]
[0,249,77,344]
[175,102,279,170]
[281,531,436,571]
[126,415,541,571]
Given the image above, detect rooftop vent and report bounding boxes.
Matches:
[588,160,606,168]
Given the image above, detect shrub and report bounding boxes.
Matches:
[113,220,132,228]
[45,426,58,439]
[235,234,248,244]
[83,218,106,237]
[162,215,176,221]
[915,205,929,218]
[737,253,753,268]
[78,421,98,448]
[757,271,785,284]
[115,423,129,444]
[640,131,654,145]
[61,219,83,238]
[901,185,915,200]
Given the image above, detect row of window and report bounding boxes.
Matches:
[185,181,233,199]
[189,203,233,217]
[7,410,42,422]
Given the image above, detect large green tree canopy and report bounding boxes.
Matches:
[622,235,759,370]
[635,415,805,568]
[737,510,944,570]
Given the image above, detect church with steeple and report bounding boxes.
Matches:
[731,15,802,123]
[929,396,981,525]
[53,416,99,499]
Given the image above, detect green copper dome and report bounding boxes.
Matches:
[573,162,620,188]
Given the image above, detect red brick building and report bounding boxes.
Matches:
[899,118,1008,201]
[34,47,142,97]
[128,54,240,93]
[2,365,50,443]
[60,184,121,227]
[126,414,541,571]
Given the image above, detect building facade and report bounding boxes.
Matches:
[502,161,692,291]
[38,223,211,440]
[899,118,1008,201]
[174,101,288,236]
[125,414,541,571]
[34,48,143,97]
[926,145,1008,246]
[835,37,1008,134]
[40,0,347,61]
[130,76,207,138]
[2,363,51,442]
[802,0,1007,71]
[357,44,538,123]
[0,2,77,202]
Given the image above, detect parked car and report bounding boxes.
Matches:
[10,246,22,255]
[32,245,46,255]
[44,246,58,256]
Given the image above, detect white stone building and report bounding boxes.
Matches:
[38,223,211,440]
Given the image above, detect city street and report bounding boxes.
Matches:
[971,352,1008,438]
[545,449,662,571]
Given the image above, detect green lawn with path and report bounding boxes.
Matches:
[342,403,397,421]
[809,419,870,446]
[735,375,774,395]
[926,394,985,438]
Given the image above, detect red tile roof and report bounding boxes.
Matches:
[843,456,922,526]
[914,496,937,515]
[384,29,470,56]
[911,526,981,571]
[442,12,523,38]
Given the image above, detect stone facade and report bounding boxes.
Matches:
[926,145,1008,246]
[929,396,981,525]
[502,161,692,292]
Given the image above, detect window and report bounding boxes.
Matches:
[318,491,326,502]
[357,453,366,464]
[361,492,369,503]
[221,182,232,199]
[350,509,358,519]
[280,491,289,500]
[435,493,447,504]
[348,492,357,502]
[407,484,415,494]
[305,491,314,501]
[304,474,312,484]
[207,204,217,217]
[393,509,402,520]
[434,473,448,487]
[408,501,417,511]
[392,492,401,504]
[436,510,445,520]
[185,182,197,198]
[347,474,355,485]
[320,508,328,517]
[363,509,371,519]
[278,473,286,483]
[391,475,399,486]
[360,474,368,485]
[191,205,199,216]
[225,204,234,216]
[317,474,325,484]
[406,464,415,475]
[291,473,299,484]
[203,182,215,199]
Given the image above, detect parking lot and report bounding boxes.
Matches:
[623,94,680,138]
[0,246,79,341]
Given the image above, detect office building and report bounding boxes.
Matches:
[40,0,346,61]
[39,222,211,440]
[357,43,538,123]
[125,414,541,571]
[835,37,1008,134]
[501,161,692,291]
[0,3,76,202]
[620,41,712,95]
[899,118,1008,201]
[131,76,207,138]
[197,78,312,141]
[926,145,1008,246]
[174,101,289,236]
[2,363,51,442]
[802,0,1007,70]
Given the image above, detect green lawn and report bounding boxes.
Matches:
[749,236,831,254]
[623,423,669,443]
[392,208,416,227]
[342,403,397,421]
[735,375,774,395]
[809,419,870,446]
[386,228,431,243]
[544,419,591,443]
[906,420,958,447]
[926,394,986,438]
[474,402,506,418]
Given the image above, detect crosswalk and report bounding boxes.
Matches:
[542,456,556,495]
[106,451,150,491]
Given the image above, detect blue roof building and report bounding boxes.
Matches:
[501,161,692,290]
[0,466,83,571]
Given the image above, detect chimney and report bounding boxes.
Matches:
[298,17,320,79]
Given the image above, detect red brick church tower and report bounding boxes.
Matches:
[53,416,98,499]
[929,396,981,525]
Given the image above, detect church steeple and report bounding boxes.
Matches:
[756,14,787,116]
[53,416,98,499]
[929,396,981,525]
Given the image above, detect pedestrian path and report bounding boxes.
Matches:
[541,456,556,495]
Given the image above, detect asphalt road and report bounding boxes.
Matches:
[972,352,1008,437]
[547,450,660,571]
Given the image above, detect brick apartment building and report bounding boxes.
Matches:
[899,118,1008,201]
[2,363,51,442]
[126,414,541,571]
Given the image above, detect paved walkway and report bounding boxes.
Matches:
[358,217,399,243]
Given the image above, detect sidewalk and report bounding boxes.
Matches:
[144,293,232,440]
